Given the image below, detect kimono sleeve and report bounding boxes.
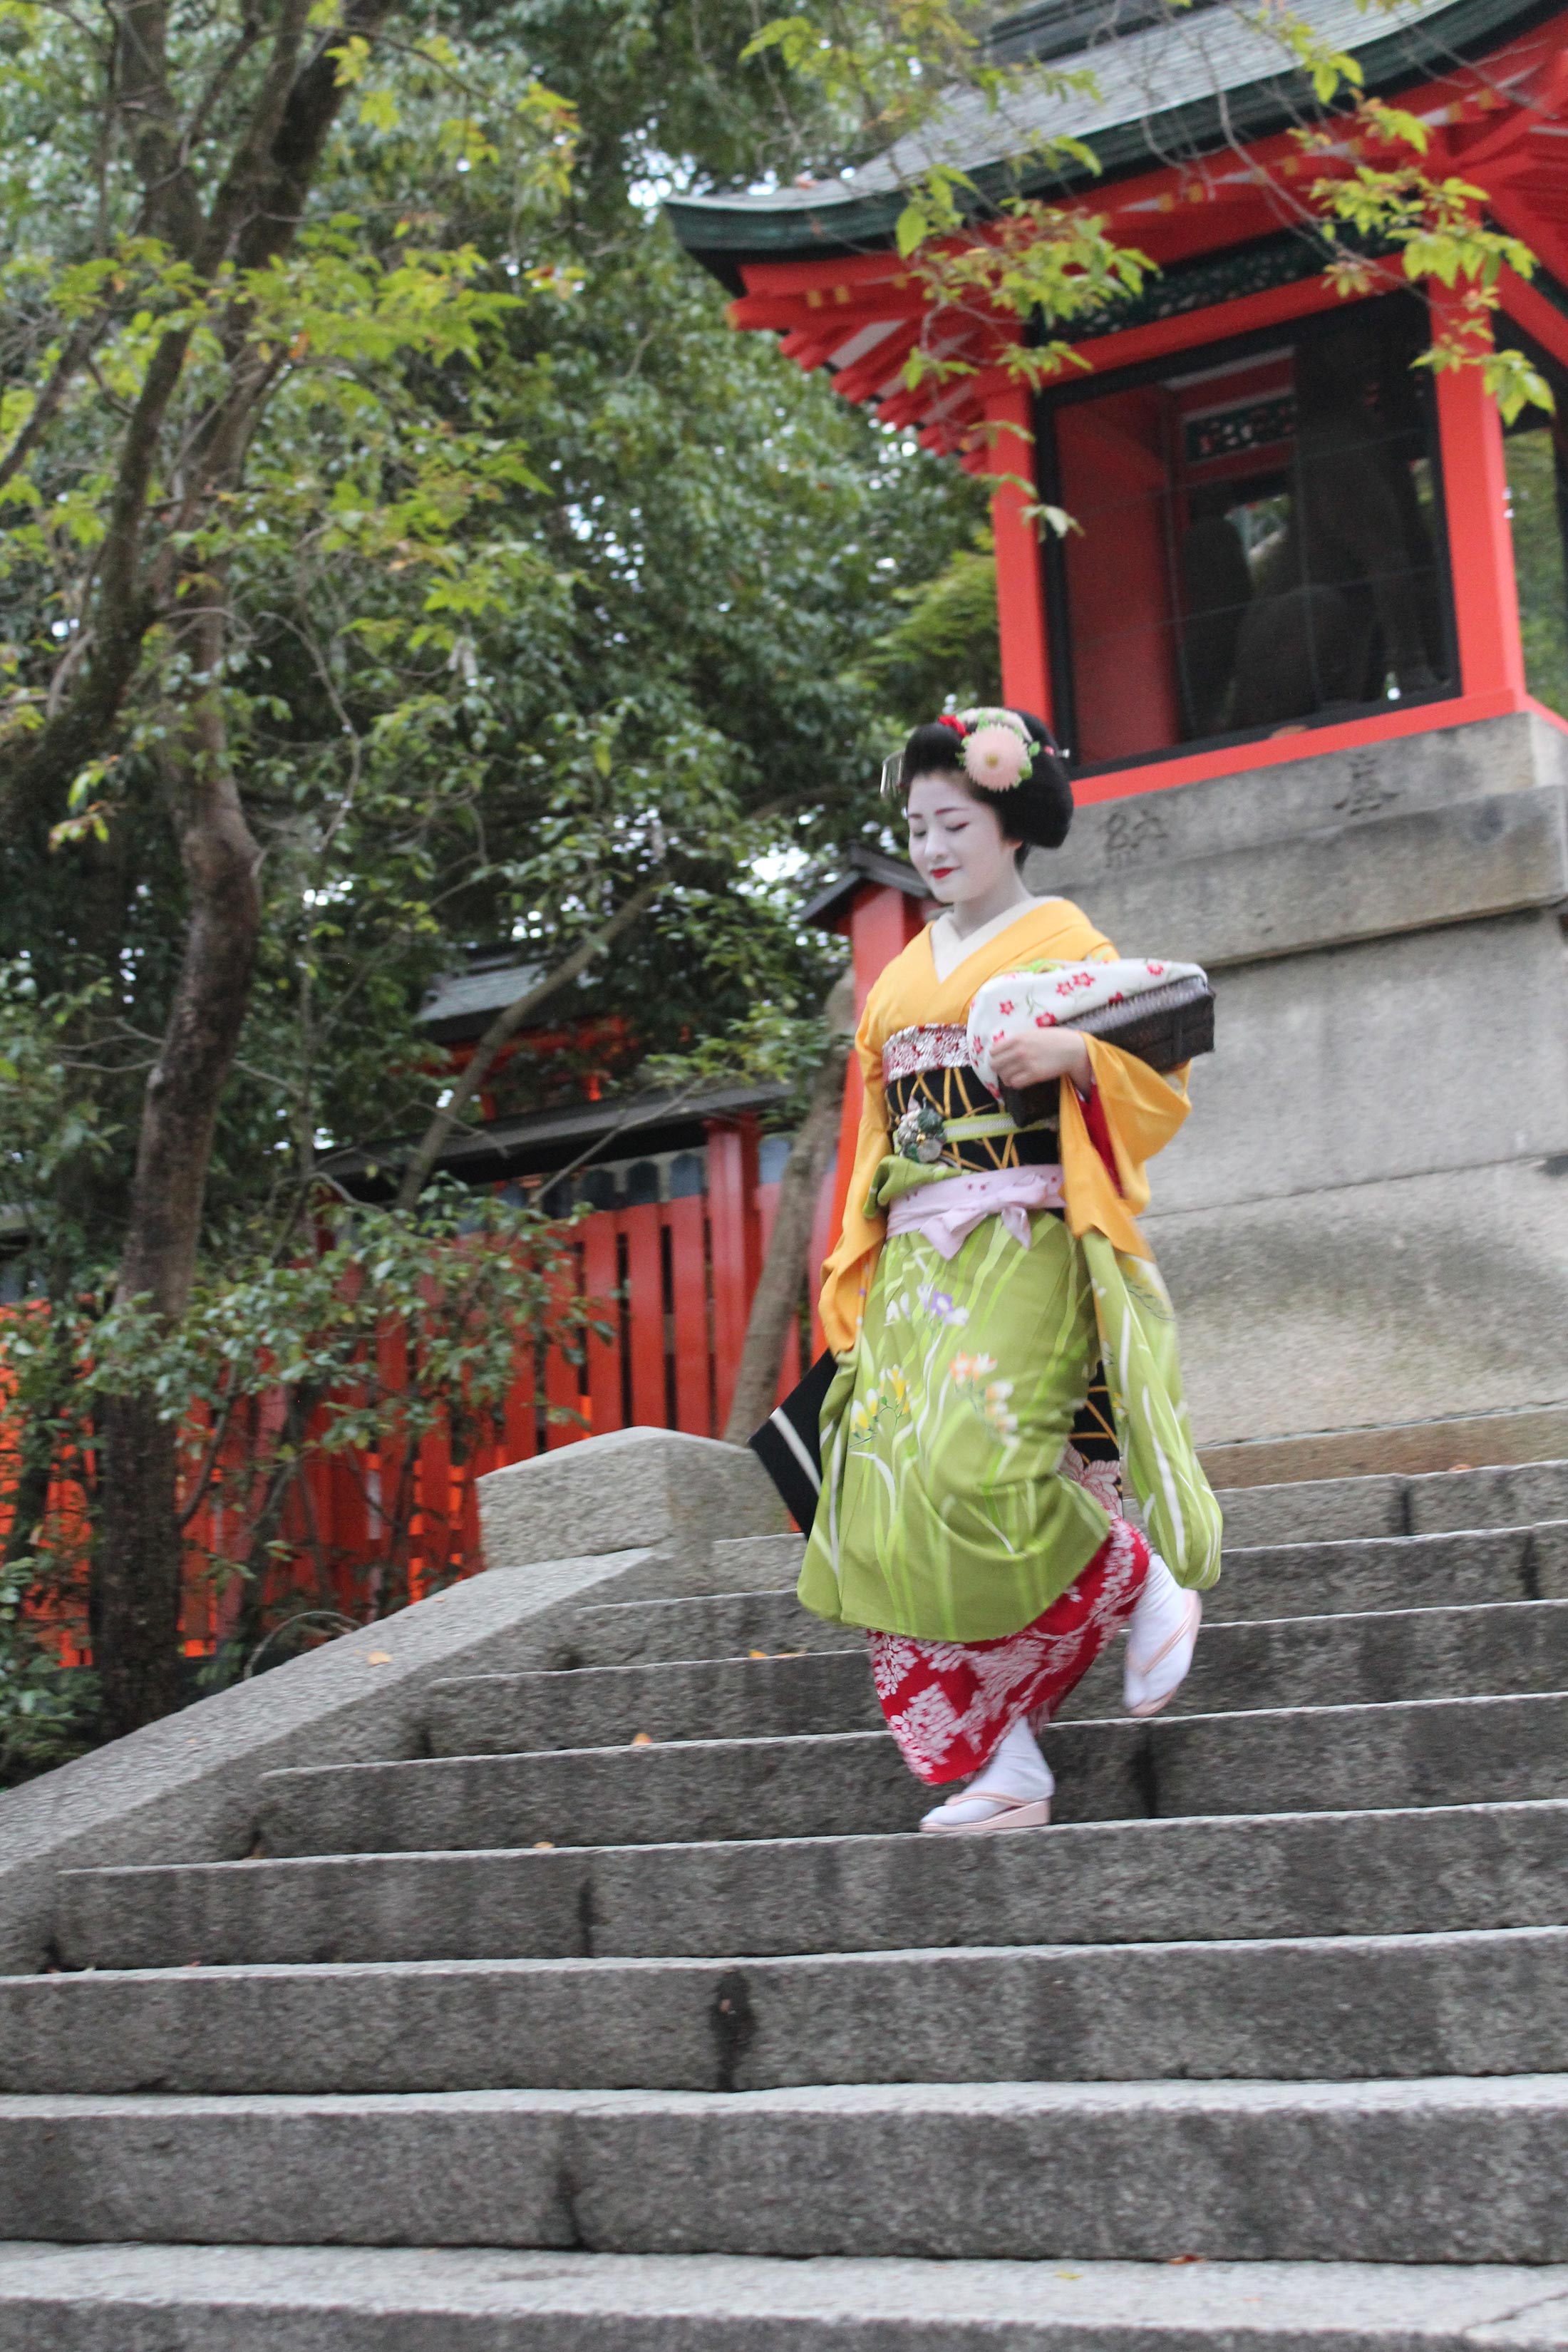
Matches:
[817,999,891,1356]
[1059,1037,1191,1252]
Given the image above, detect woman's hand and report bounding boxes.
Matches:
[989,1026,1092,1093]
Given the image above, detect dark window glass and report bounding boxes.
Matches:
[1041,293,1453,768]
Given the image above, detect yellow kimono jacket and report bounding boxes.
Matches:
[800,897,1222,1641]
[819,897,1192,1353]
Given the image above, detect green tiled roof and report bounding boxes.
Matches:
[667,0,1551,279]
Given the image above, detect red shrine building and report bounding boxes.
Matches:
[669,0,1568,776]
[670,0,1568,1485]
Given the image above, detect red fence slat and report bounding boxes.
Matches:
[581,1213,624,1439]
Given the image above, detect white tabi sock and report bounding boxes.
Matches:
[1123,1549,1200,1714]
[974,1714,1056,1802]
[920,1715,1056,1827]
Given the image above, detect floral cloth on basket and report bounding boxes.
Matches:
[965,959,1206,1100]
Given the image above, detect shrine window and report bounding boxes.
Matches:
[1036,292,1455,770]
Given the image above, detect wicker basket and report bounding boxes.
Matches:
[998,974,1214,1128]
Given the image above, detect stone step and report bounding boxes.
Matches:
[5,1927,1567,2097]
[6,2075,1568,2262]
[1202,1525,1568,1623]
[557,1523,1568,1668]
[709,1535,807,1590]
[259,1692,1568,1857]
[58,1799,1568,1971]
[425,1599,1568,1756]
[556,1589,846,1671]
[425,1651,877,1756]
[4,2244,1567,2351]
[1213,1458,1568,1547]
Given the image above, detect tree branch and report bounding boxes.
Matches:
[116,0,205,254]
[232,0,396,279]
[0,311,119,497]
[393,872,666,1212]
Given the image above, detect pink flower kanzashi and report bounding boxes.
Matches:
[961,723,1030,793]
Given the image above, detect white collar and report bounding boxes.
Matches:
[928,896,1051,986]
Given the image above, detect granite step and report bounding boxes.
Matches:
[3,2244,1566,2351]
[1211,1458,1568,1547]
[1200,1525,1568,1623]
[4,1927,1567,2096]
[6,2075,1568,2262]
[426,1597,1568,1755]
[57,1798,1568,1970]
[258,1691,1568,1857]
[557,1522,1568,1671]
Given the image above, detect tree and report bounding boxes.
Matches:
[0,0,987,1745]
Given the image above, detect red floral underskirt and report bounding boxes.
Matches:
[867,1515,1151,1786]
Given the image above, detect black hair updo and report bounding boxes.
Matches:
[892,708,1073,856]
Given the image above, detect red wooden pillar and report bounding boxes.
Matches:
[983,383,1053,724]
[706,1113,762,1428]
[1431,292,1526,700]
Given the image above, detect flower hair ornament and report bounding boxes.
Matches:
[880,707,1037,798]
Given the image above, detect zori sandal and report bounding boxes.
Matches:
[919,1785,1052,1835]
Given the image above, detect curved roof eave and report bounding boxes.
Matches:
[666,0,1557,282]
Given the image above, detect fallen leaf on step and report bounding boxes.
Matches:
[366,1651,392,1665]
[532,1840,555,1850]
[748,1649,767,1658]
[1167,2255,1205,2266]
[630,1732,653,1747]
[1449,1461,1472,1472]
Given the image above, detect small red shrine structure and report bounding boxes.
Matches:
[669,0,1568,786]
[669,0,1568,1483]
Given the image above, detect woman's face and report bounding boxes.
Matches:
[905,772,1018,907]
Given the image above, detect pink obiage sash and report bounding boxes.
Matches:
[884,1163,1066,1259]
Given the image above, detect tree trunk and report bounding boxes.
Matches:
[94,669,262,1740]
[721,971,855,1445]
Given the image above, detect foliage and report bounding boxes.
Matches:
[0,1554,98,1790]
[870,527,1001,717]
[0,1182,597,1719]
[1504,424,1568,720]
[743,0,1553,421]
[0,0,989,1749]
[86,1182,599,1619]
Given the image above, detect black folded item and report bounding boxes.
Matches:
[748,1348,838,1532]
[998,972,1215,1130]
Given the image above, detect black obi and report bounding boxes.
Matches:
[882,1026,1059,1174]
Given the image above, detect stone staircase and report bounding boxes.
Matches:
[6,1458,1568,2344]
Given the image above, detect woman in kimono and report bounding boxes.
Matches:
[798,708,1221,1833]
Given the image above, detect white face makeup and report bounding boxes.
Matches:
[905,772,1019,912]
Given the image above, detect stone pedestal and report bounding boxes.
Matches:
[1031,710,1568,1483]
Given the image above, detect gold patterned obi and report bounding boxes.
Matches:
[882,1023,1060,1174]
